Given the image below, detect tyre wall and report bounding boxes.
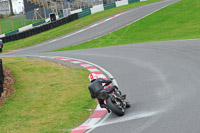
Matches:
[0,59,4,97]
[0,13,78,43]
[0,0,140,43]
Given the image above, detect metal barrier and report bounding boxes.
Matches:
[104,3,116,10]
[0,0,140,43]
[78,7,92,18]
[128,0,140,4]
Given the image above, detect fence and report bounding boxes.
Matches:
[0,14,39,35]
[0,0,140,43]
[0,13,78,43]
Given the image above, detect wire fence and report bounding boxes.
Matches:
[0,14,42,34]
[0,0,123,34]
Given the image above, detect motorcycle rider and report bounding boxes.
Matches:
[88,73,130,112]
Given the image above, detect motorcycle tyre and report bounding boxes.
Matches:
[106,97,125,116]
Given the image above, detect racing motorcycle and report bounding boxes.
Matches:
[98,81,130,116]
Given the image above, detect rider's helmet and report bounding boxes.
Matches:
[89,73,98,82]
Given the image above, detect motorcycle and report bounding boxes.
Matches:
[98,80,130,116]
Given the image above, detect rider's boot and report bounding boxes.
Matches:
[100,104,111,113]
[125,100,131,108]
[121,94,131,108]
[121,94,127,100]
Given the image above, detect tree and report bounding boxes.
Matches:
[8,0,14,15]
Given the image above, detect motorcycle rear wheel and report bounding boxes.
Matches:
[106,97,125,116]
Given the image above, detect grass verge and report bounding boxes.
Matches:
[0,57,96,132]
[3,0,161,52]
[53,0,200,52]
[0,16,42,34]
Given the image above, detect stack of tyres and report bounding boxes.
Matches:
[43,24,48,31]
[57,20,61,26]
[57,19,60,26]
[14,34,19,40]
[20,31,25,39]
[10,35,14,42]
[39,26,43,32]
[60,18,65,25]
[2,37,7,43]
[47,23,51,30]
[52,21,57,28]
[29,28,35,36]
[70,13,77,20]
[67,16,70,22]
[36,27,40,34]
[18,32,23,39]
[16,33,21,40]
[27,30,32,37]
[0,13,79,43]
[68,15,72,22]
[0,39,3,52]
[4,36,10,43]
[0,59,4,95]
[41,25,45,32]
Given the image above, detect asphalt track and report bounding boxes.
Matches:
[2,0,200,132]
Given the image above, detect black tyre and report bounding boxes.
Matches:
[106,97,125,116]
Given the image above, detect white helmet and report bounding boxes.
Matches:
[89,73,98,82]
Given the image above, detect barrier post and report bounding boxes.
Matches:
[0,59,4,97]
[0,24,1,34]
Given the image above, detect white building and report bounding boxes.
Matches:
[0,0,24,14]
[12,0,24,14]
[0,0,9,14]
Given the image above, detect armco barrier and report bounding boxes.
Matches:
[128,0,140,4]
[78,7,91,18]
[19,24,33,32]
[116,0,128,7]
[5,29,19,37]
[90,4,104,14]
[32,20,46,27]
[82,7,92,11]
[59,14,64,18]
[71,9,82,15]
[104,3,116,10]
[0,0,140,43]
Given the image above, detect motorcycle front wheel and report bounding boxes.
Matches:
[106,97,125,116]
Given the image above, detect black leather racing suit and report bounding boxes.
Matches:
[88,78,115,105]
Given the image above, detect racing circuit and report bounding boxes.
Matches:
[1,0,200,132]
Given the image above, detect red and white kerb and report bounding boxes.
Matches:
[40,56,108,133]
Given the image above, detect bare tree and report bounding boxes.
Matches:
[8,0,14,15]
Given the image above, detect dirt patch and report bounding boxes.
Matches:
[0,67,15,109]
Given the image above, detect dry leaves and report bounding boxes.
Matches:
[0,67,15,109]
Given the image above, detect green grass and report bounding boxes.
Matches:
[53,0,200,52]
[0,16,40,34]
[2,0,161,52]
[0,57,96,132]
